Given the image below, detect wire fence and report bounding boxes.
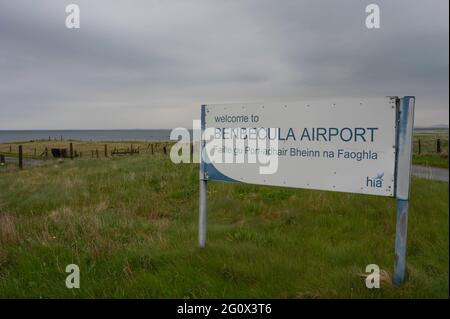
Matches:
[413,136,449,155]
[0,134,447,170]
[0,140,187,169]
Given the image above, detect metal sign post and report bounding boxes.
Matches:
[199,105,208,248]
[199,97,415,286]
[393,96,415,285]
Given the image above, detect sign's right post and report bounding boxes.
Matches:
[393,96,415,286]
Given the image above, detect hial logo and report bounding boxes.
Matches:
[366,172,384,188]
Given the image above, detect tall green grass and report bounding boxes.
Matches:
[0,155,448,298]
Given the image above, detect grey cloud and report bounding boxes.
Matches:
[0,0,448,129]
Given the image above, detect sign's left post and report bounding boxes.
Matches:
[199,105,208,248]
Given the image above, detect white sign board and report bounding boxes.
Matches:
[201,97,397,197]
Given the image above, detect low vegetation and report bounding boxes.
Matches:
[0,153,448,298]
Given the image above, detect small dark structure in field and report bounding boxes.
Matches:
[51,148,68,158]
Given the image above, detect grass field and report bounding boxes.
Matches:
[0,153,448,298]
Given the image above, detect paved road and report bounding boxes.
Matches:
[412,165,449,182]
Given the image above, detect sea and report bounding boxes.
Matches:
[0,130,177,143]
[0,127,446,143]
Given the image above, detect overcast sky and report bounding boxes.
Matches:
[0,0,448,129]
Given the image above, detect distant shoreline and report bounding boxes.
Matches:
[0,129,181,144]
[0,128,446,144]
[414,127,449,131]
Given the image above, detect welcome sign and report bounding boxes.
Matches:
[201,97,397,197]
[199,96,415,286]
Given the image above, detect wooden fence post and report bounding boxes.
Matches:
[70,143,74,159]
[437,139,441,153]
[0,154,5,165]
[105,144,108,157]
[96,149,99,159]
[18,145,23,169]
[151,144,154,155]
[418,139,421,155]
